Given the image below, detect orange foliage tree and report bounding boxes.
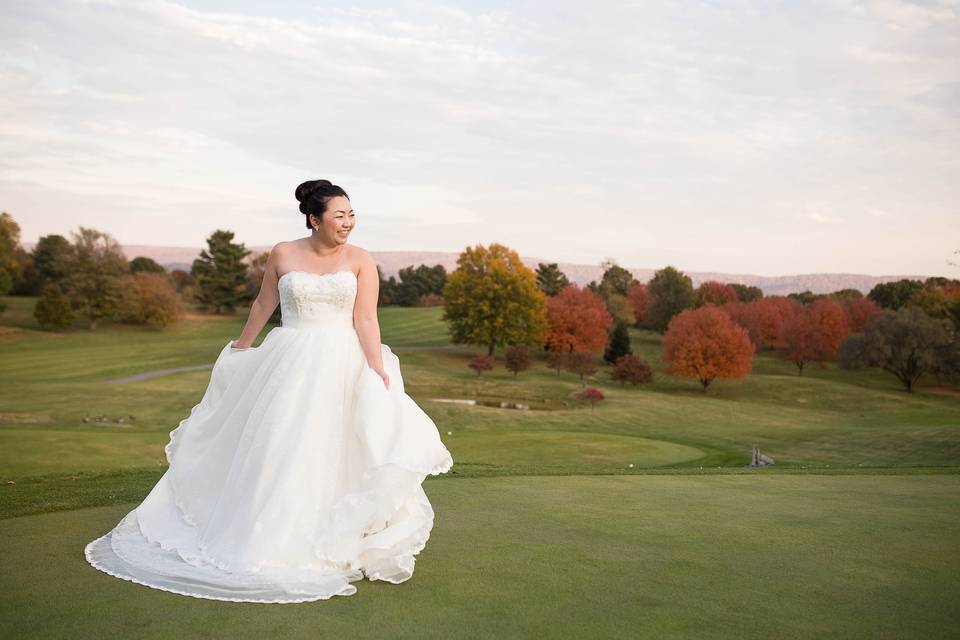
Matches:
[546,285,613,354]
[780,298,850,374]
[626,282,650,327]
[695,281,738,307]
[661,306,754,391]
[841,297,881,333]
[724,297,799,349]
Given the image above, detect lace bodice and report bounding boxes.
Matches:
[278,270,357,329]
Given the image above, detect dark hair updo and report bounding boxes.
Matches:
[295,179,349,229]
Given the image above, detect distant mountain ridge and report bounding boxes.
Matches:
[19,242,931,296]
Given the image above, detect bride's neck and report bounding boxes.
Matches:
[306,235,344,256]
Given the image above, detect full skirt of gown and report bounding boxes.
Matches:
[83,269,454,603]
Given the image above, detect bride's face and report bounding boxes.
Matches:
[313,196,355,244]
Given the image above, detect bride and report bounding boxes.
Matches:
[84,179,454,603]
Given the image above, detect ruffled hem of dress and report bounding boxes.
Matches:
[84,534,357,604]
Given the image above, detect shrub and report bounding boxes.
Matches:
[115,272,183,328]
[468,353,495,376]
[576,386,605,410]
[610,354,653,385]
[34,283,75,330]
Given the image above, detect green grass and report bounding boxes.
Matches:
[2,475,958,639]
[1,294,959,638]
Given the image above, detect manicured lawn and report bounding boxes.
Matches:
[2,295,959,638]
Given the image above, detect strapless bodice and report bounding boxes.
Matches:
[278,270,357,329]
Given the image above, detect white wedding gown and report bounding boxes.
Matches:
[84,269,454,603]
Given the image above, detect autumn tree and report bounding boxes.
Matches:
[604,321,632,363]
[839,307,956,392]
[724,297,799,349]
[842,297,881,333]
[645,266,695,332]
[780,298,850,374]
[443,243,548,356]
[116,272,183,328]
[546,285,613,354]
[34,283,75,330]
[535,262,570,296]
[695,281,738,307]
[0,212,23,293]
[504,344,533,376]
[61,227,129,330]
[662,306,754,391]
[468,353,495,376]
[576,387,605,410]
[191,229,251,314]
[546,349,568,375]
[610,354,653,385]
[627,282,650,327]
[566,350,599,383]
[130,256,166,274]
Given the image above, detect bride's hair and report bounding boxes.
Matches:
[295,179,349,229]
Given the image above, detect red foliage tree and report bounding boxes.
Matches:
[627,282,650,326]
[610,354,654,385]
[576,386,605,410]
[662,306,754,391]
[468,353,495,375]
[724,297,800,349]
[504,344,533,376]
[566,350,599,382]
[780,298,850,374]
[546,285,613,354]
[695,281,738,307]
[842,297,881,333]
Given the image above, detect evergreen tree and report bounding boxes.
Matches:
[191,230,251,314]
[535,262,570,296]
[604,321,633,363]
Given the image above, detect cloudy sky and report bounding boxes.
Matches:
[2,0,958,276]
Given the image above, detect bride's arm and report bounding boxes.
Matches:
[232,245,281,349]
[353,250,387,383]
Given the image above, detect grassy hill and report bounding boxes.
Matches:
[1,295,958,638]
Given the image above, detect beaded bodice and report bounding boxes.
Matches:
[278,270,357,329]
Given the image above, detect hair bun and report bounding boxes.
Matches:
[294,179,350,228]
[295,179,332,204]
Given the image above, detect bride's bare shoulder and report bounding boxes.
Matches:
[348,244,375,267]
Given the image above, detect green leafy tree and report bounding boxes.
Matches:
[598,259,638,298]
[443,243,548,356]
[0,212,26,293]
[34,283,75,330]
[61,227,128,330]
[644,266,695,332]
[535,262,570,297]
[731,283,763,303]
[839,307,956,392]
[32,234,72,286]
[603,321,632,363]
[190,230,251,314]
[787,290,820,306]
[868,279,923,310]
[130,256,166,274]
[393,264,446,307]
